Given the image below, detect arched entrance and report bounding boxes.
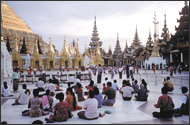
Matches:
[79,61,81,67]
[50,61,53,69]
[13,60,18,67]
[160,63,162,69]
[65,60,68,68]
[35,61,39,68]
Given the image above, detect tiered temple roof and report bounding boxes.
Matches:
[112,33,122,59]
[130,25,142,49]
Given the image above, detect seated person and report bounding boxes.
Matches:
[112,79,119,91]
[162,76,174,92]
[28,89,49,117]
[45,92,69,123]
[42,90,53,111]
[35,77,45,92]
[86,80,94,91]
[1,81,13,97]
[119,80,134,101]
[77,90,105,120]
[135,84,148,101]
[45,79,56,96]
[132,80,139,93]
[152,86,174,118]
[52,76,63,91]
[12,84,31,105]
[102,82,116,106]
[75,83,85,101]
[65,88,82,111]
[94,86,102,108]
[173,87,189,116]
[67,74,75,84]
[102,83,107,93]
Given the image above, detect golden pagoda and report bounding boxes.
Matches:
[11,38,22,69]
[93,42,104,66]
[45,37,57,69]
[72,38,84,68]
[60,37,70,68]
[30,39,43,69]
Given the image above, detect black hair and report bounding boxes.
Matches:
[32,120,43,124]
[167,76,170,80]
[68,82,71,88]
[161,86,168,94]
[107,82,112,87]
[3,82,8,89]
[114,79,117,83]
[46,89,50,95]
[181,87,188,94]
[132,78,134,81]
[56,92,64,101]
[93,86,99,95]
[22,84,27,89]
[122,80,127,85]
[77,82,82,88]
[38,77,41,80]
[66,88,76,110]
[134,80,138,84]
[1,121,7,124]
[33,89,39,97]
[49,79,52,83]
[105,77,108,80]
[99,64,101,66]
[89,90,94,98]
[103,83,106,85]
[89,80,94,87]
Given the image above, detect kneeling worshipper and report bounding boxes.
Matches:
[1,81,13,97]
[135,84,148,101]
[119,80,134,101]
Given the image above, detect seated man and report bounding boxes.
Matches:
[119,80,134,101]
[52,76,63,91]
[163,76,174,92]
[36,77,45,92]
[102,82,116,106]
[45,79,56,96]
[67,74,75,84]
[135,84,148,101]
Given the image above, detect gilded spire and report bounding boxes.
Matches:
[90,16,100,48]
[49,37,55,53]
[124,40,128,51]
[35,39,39,53]
[76,38,80,53]
[15,38,18,52]
[151,11,160,57]
[96,42,101,55]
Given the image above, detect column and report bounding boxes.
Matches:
[181,52,183,63]
[170,53,172,63]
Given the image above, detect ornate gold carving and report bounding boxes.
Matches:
[177,41,189,48]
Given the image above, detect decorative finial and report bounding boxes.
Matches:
[15,39,18,52]
[117,33,119,41]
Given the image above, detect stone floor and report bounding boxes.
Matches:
[1,69,189,124]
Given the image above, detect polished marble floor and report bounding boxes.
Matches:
[1,69,189,124]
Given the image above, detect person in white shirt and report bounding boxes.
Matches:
[46,79,56,96]
[12,84,31,105]
[112,79,119,91]
[35,78,45,97]
[129,65,133,78]
[118,66,123,79]
[34,67,36,75]
[119,80,134,101]
[77,90,105,120]
[1,81,13,97]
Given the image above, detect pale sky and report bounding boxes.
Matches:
[7,1,185,54]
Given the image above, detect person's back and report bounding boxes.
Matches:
[1,84,10,97]
[94,93,102,108]
[19,89,30,104]
[181,87,189,115]
[84,97,99,119]
[46,83,56,93]
[137,88,147,101]
[112,82,118,91]
[121,86,134,98]
[132,80,139,93]
[105,87,116,99]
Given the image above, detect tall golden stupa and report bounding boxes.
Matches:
[1,1,58,55]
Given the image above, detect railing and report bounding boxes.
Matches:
[133,74,189,88]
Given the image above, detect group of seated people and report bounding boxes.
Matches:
[2,73,188,123]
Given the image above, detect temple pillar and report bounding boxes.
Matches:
[170,53,172,63]
[181,52,183,63]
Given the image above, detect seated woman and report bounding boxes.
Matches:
[93,86,102,108]
[1,81,13,97]
[42,90,53,111]
[152,86,174,118]
[75,83,85,101]
[65,88,82,111]
[132,80,139,93]
[12,84,31,105]
[28,89,49,117]
[142,79,149,92]
[86,80,94,91]
[135,84,148,101]
[77,90,105,120]
[45,92,69,123]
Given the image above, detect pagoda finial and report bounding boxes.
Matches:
[117,33,119,41]
[164,13,166,26]
[149,28,151,36]
[15,39,18,52]
[77,38,80,53]
[35,39,39,53]
[49,37,55,53]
